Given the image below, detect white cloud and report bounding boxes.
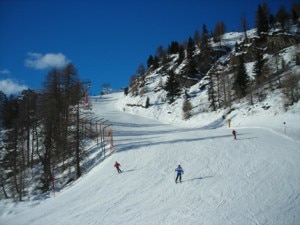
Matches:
[0,79,28,96]
[25,52,71,70]
[0,69,11,75]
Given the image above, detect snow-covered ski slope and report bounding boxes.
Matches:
[1,92,300,225]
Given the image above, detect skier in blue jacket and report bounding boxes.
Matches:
[175,165,184,183]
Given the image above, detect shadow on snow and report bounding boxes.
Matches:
[182,176,214,183]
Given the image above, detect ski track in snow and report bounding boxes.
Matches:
[1,93,300,225]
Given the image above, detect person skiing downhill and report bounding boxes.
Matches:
[114,161,122,173]
[175,165,184,183]
[232,129,237,140]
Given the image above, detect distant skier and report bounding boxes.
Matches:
[232,129,237,140]
[227,118,231,128]
[114,161,122,173]
[175,165,184,183]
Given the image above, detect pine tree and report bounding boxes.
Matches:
[199,24,212,75]
[147,55,154,69]
[207,72,217,111]
[178,45,185,64]
[233,55,249,99]
[276,5,290,31]
[186,37,195,60]
[145,97,150,108]
[165,70,181,104]
[253,51,265,86]
[256,3,269,36]
[0,91,7,128]
[292,2,300,23]
[167,41,180,55]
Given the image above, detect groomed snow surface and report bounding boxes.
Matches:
[1,92,300,225]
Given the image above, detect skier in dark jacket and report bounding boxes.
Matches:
[232,129,237,140]
[114,161,122,173]
[175,165,184,183]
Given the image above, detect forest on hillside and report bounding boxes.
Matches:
[127,2,300,113]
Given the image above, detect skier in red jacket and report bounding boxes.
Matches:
[114,161,122,173]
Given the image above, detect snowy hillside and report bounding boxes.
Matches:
[1,92,300,225]
[121,29,300,141]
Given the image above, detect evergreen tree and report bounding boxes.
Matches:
[145,97,150,108]
[1,96,19,129]
[182,37,197,79]
[292,2,300,23]
[123,87,129,96]
[178,45,185,64]
[147,55,154,69]
[256,3,269,35]
[276,5,290,31]
[199,24,212,75]
[253,51,266,86]
[153,56,160,69]
[207,72,217,111]
[186,37,195,59]
[147,55,159,70]
[156,45,166,65]
[0,91,7,127]
[167,41,180,55]
[165,70,181,104]
[233,55,249,99]
[184,57,198,79]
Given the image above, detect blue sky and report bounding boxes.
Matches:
[0,0,294,96]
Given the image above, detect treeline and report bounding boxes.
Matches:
[0,64,94,200]
[126,2,300,113]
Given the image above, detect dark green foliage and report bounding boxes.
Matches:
[168,41,180,55]
[276,5,290,31]
[256,3,269,35]
[233,55,249,98]
[184,58,198,79]
[1,97,19,129]
[253,51,266,86]
[291,2,300,22]
[124,87,129,96]
[186,37,196,60]
[147,55,154,69]
[207,72,217,111]
[145,97,150,108]
[178,45,185,64]
[147,55,159,70]
[165,70,181,104]
[199,24,212,75]
[0,91,7,127]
